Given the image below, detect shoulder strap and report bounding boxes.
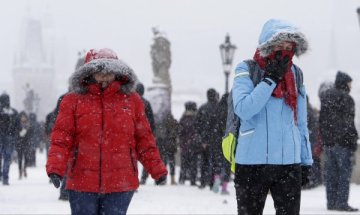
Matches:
[293,64,304,96]
[244,59,264,87]
[225,90,240,137]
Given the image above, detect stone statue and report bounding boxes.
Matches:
[23,83,40,114]
[148,27,173,123]
[150,27,171,86]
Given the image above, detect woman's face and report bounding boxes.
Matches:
[273,41,294,52]
[20,115,28,124]
[93,72,116,88]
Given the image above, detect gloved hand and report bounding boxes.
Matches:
[264,50,290,83]
[301,166,311,187]
[49,173,62,189]
[155,175,167,185]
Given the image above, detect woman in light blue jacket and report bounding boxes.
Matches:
[232,19,313,215]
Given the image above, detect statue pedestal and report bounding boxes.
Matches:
[147,84,171,124]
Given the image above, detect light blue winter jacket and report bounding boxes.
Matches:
[232,19,313,166]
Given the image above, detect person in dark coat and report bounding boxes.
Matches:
[45,94,68,200]
[156,112,179,185]
[304,95,322,189]
[195,88,219,189]
[16,111,32,179]
[319,71,358,212]
[136,82,157,185]
[211,93,231,194]
[45,95,65,157]
[178,101,199,186]
[0,93,20,185]
[27,113,41,167]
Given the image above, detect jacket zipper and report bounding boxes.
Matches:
[99,96,104,192]
[265,107,269,164]
[292,126,296,163]
[129,148,137,175]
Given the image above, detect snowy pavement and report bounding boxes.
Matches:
[1,151,360,215]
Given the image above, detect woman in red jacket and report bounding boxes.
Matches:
[46,48,167,215]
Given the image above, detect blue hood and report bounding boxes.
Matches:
[257,19,308,57]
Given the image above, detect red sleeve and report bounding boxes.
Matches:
[45,94,77,177]
[132,93,168,180]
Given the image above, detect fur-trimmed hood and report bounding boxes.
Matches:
[69,58,137,94]
[258,19,308,57]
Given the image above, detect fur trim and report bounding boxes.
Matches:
[258,31,308,57]
[69,58,137,94]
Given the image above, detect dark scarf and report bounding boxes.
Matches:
[253,49,298,124]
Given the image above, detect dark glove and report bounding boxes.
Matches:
[49,173,62,189]
[301,166,311,187]
[264,51,290,83]
[155,175,167,185]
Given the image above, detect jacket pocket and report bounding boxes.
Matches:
[239,128,255,136]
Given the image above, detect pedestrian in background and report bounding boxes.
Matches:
[0,93,20,185]
[156,112,179,185]
[136,82,157,185]
[319,71,358,212]
[178,101,199,186]
[16,111,32,180]
[195,88,219,189]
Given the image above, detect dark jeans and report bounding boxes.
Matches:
[305,157,322,188]
[60,176,69,199]
[199,147,211,186]
[158,142,176,176]
[179,150,198,184]
[324,145,354,209]
[0,135,15,183]
[234,164,301,215]
[68,190,134,215]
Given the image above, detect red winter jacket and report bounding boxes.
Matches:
[46,58,167,193]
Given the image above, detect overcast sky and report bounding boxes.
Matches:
[1,0,360,118]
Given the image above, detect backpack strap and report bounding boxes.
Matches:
[244,59,264,87]
[293,64,304,97]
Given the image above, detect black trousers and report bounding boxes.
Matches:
[234,164,301,215]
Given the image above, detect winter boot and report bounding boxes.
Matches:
[212,175,221,193]
[221,182,230,195]
[171,175,177,185]
[178,173,185,185]
[19,169,22,180]
[140,178,146,185]
[3,180,9,185]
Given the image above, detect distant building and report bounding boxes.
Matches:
[12,17,55,120]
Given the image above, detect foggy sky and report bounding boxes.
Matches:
[1,0,360,118]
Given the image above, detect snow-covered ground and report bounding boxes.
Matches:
[1,151,360,215]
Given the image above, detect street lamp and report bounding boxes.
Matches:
[219,34,237,93]
[357,7,360,28]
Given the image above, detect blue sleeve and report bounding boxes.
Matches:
[297,86,313,165]
[232,61,277,120]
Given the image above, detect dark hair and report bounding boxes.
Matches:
[185,101,197,111]
[207,88,217,102]
[0,93,10,109]
[136,83,145,96]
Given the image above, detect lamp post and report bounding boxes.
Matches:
[219,34,237,93]
[357,7,360,27]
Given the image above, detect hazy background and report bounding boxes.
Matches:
[1,0,360,120]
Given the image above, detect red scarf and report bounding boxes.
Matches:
[253,49,298,124]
